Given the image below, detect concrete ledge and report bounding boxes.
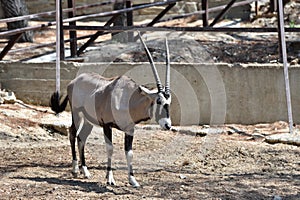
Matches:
[1,61,299,125]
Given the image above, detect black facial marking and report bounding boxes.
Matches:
[163,104,170,118]
[164,93,170,99]
[156,98,162,105]
[165,124,171,130]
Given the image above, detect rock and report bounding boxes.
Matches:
[171,126,207,137]
[265,133,300,146]
[40,121,70,136]
[184,2,198,13]
[1,91,17,104]
[285,1,300,25]
[84,33,214,63]
[52,122,69,136]
[290,58,299,65]
[179,174,187,179]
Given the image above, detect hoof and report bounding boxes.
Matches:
[106,171,116,186]
[72,172,79,178]
[84,173,92,179]
[129,175,140,188]
[72,160,80,177]
[82,166,91,179]
[106,181,116,186]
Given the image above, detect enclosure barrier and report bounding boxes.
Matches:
[1,0,296,61]
[1,62,300,126]
[0,0,299,132]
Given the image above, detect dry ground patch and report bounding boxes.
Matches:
[0,103,300,199]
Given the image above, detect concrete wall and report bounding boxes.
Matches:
[1,62,299,125]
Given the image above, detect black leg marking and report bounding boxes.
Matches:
[125,132,140,187]
[69,116,80,177]
[74,120,93,178]
[125,134,133,152]
[103,124,112,145]
[77,122,93,167]
[69,121,77,162]
[103,124,115,185]
[125,134,134,177]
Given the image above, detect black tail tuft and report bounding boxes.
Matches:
[50,91,68,114]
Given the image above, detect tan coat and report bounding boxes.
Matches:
[68,73,154,132]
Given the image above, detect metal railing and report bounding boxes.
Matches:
[0,0,298,61]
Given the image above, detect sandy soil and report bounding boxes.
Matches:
[0,103,300,200]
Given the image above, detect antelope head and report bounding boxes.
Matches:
[138,32,172,130]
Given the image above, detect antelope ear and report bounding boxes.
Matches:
[139,86,157,94]
[139,86,158,100]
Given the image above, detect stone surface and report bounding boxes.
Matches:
[0,90,17,104]
[40,121,70,136]
[265,133,300,146]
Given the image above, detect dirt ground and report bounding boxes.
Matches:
[0,103,300,200]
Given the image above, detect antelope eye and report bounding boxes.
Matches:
[164,93,170,99]
[156,98,162,105]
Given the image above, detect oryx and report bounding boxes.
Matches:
[50,33,171,187]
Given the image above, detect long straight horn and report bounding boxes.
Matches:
[137,31,163,92]
[165,38,170,96]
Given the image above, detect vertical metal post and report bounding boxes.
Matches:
[255,1,258,16]
[68,0,77,57]
[202,0,208,27]
[126,0,133,42]
[59,0,65,60]
[277,0,294,134]
[270,0,277,13]
[112,1,127,43]
[56,0,61,94]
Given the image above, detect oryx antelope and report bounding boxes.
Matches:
[50,33,172,187]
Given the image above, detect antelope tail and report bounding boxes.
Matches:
[50,91,68,114]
